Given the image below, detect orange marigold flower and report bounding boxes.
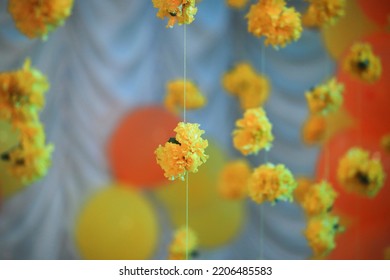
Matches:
[164,80,206,114]
[168,227,198,260]
[248,163,297,204]
[0,59,49,124]
[218,159,251,200]
[304,213,343,258]
[337,147,385,197]
[247,0,302,49]
[155,122,208,180]
[152,0,197,28]
[222,62,270,110]
[305,78,344,115]
[343,42,382,84]
[233,108,273,156]
[302,0,346,27]
[301,180,337,216]
[8,0,74,40]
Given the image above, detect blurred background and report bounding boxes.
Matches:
[0,0,389,260]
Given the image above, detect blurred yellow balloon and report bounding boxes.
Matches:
[0,120,24,198]
[154,140,227,211]
[171,199,245,248]
[75,185,159,260]
[322,0,380,59]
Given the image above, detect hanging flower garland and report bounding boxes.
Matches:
[302,0,346,28]
[8,0,74,40]
[152,0,198,28]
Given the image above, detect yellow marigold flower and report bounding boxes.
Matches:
[301,181,337,216]
[0,59,49,124]
[222,62,270,110]
[5,122,54,185]
[233,108,273,156]
[302,114,327,144]
[152,0,197,28]
[155,122,208,180]
[248,163,297,204]
[246,0,302,49]
[164,80,206,114]
[381,134,390,153]
[304,213,343,258]
[305,78,344,115]
[168,226,198,260]
[218,159,251,200]
[226,0,249,9]
[343,43,382,84]
[294,177,314,204]
[302,0,346,27]
[8,0,74,40]
[337,147,385,197]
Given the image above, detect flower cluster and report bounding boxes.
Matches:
[0,59,54,184]
[155,122,208,181]
[337,147,385,197]
[233,108,274,156]
[304,213,343,258]
[222,62,270,110]
[226,0,249,9]
[168,227,198,260]
[302,78,344,145]
[164,80,206,114]
[300,181,337,216]
[294,177,314,203]
[343,43,382,83]
[246,0,302,49]
[152,0,197,28]
[305,78,344,115]
[248,163,297,204]
[218,159,251,200]
[8,0,74,40]
[302,0,346,27]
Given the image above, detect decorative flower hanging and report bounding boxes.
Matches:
[302,0,346,27]
[343,42,382,84]
[222,62,270,110]
[168,227,198,260]
[8,0,74,40]
[233,108,274,156]
[164,79,206,114]
[305,78,344,115]
[246,0,302,49]
[155,122,208,181]
[0,59,54,184]
[301,180,337,216]
[248,163,297,204]
[337,147,385,197]
[218,159,251,200]
[304,213,343,258]
[152,0,198,28]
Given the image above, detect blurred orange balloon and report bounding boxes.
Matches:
[316,128,390,259]
[107,105,180,188]
[357,0,390,27]
[337,32,390,127]
[322,0,380,59]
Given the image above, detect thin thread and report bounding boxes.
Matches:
[259,43,266,260]
[183,24,187,123]
[186,172,189,260]
[183,24,189,260]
